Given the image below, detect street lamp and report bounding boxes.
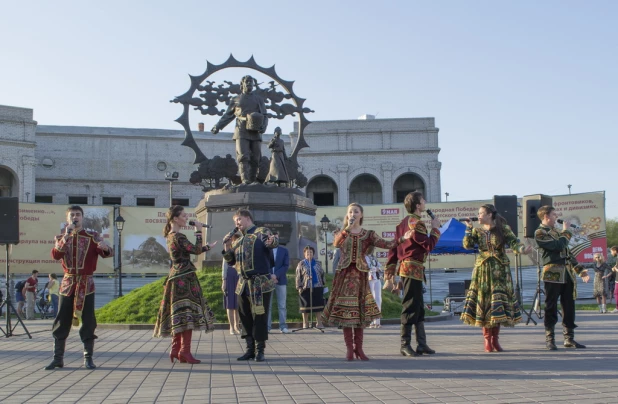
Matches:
[25,192,30,202]
[320,215,330,274]
[114,213,126,297]
[567,184,572,195]
[445,192,449,202]
[165,171,179,206]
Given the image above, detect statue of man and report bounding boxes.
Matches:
[211,75,268,184]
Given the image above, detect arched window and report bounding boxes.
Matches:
[393,173,425,203]
[0,166,17,197]
[306,176,338,206]
[349,174,382,205]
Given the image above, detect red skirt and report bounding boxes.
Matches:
[321,264,380,328]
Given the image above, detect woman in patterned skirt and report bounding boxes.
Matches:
[154,206,217,364]
[461,204,529,352]
[322,203,403,361]
[592,253,611,313]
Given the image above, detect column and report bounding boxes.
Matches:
[337,164,349,206]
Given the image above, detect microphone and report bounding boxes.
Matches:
[188,220,212,228]
[426,209,435,219]
[67,220,78,234]
[458,218,479,222]
[557,219,579,229]
[223,227,239,243]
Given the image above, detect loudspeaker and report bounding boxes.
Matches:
[0,197,20,244]
[493,195,518,235]
[522,194,553,239]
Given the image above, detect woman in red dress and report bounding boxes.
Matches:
[322,203,407,361]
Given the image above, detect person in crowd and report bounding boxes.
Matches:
[296,246,326,329]
[222,257,241,335]
[461,204,529,352]
[153,206,217,364]
[592,253,611,313]
[365,253,384,328]
[223,209,278,362]
[23,269,39,320]
[608,246,618,313]
[322,202,404,361]
[48,273,60,318]
[15,279,26,318]
[534,205,589,350]
[268,232,291,333]
[45,205,113,370]
[385,192,441,357]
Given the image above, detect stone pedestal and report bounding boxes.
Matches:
[195,184,317,268]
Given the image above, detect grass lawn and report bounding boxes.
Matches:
[95,269,439,324]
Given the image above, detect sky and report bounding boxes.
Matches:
[1,1,617,217]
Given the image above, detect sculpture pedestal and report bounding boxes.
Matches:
[195,184,317,268]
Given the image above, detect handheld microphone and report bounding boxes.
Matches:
[458,218,479,222]
[188,220,212,228]
[67,220,78,234]
[223,227,239,243]
[557,219,579,229]
[426,209,436,220]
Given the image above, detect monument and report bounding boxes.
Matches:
[171,55,317,265]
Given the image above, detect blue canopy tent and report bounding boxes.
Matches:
[427,218,478,307]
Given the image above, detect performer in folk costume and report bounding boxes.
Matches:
[153,206,217,364]
[385,192,441,357]
[461,204,529,352]
[322,202,404,361]
[223,209,278,362]
[534,205,589,350]
[45,205,113,370]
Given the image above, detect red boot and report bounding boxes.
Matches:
[170,333,182,363]
[491,325,503,352]
[483,328,493,353]
[343,328,354,361]
[178,330,201,364]
[353,328,369,361]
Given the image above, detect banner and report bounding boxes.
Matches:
[315,191,606,271]
[3,204,114,274]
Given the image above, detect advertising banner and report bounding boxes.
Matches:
[3,204,114,274]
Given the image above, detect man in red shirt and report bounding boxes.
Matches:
[386,192,441,357]
[44,205,113,370]
[23,270,39,320]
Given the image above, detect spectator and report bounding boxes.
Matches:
[296,246,326,329]
[609,246,618,313]
[24,270,39,320]
[365,253,384,328]
[222,258,241,335]
[15,279,26,318]
[268,232,291,333]
[48,273,60,318]
[592,253,611,313]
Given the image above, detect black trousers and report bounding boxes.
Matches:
[52,293,97,342]
[401,277,425,325]
[544,277,576,329]
[239,289,272,342]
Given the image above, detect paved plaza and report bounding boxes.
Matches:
[0,312,617,404]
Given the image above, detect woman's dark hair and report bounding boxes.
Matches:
[49,273,57,279]
[481,204,507,246]
[163,205,184,237]
[303,246,315,255]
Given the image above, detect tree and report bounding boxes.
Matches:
[606,218,618,251]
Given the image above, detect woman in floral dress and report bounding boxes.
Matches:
[322,203,404,361]
[154,206,217,364]
[461,203,529,353]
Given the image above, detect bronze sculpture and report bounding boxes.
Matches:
[266,127,289,186]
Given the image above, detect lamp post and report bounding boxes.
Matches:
[114,213,126,297]
[320,215,330,274]
[165,171,179,206]
[567,184,572,195]
[445,192,449,202]
[25,192,30,202]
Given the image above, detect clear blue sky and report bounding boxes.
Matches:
[2,1,616,217]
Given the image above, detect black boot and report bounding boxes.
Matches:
[563,327,586,348]
[545,327,557,350]
[44,339,66,370]
[255,341,266,362]
[415,322,436,355]
[400,324,419,357]
[83,339,96,369]
[237,336,256,360]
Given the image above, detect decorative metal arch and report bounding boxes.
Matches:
[171,55,312,164]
